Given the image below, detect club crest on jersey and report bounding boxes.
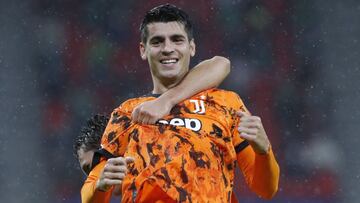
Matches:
[157,117,202,132]
[190,99,206,114]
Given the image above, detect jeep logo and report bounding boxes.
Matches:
[158,118,202,132]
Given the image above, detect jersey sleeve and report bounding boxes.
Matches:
[100,97,155,156]
[80,99,141,203]
[226,91,280,199]
[226,91,250,153]
[100,102,137,157]
[81,159,113,203]
[236,146,279,199]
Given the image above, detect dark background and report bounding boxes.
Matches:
[1,0,359,202]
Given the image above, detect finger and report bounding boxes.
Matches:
[147,117,157,125]
[236,111,251,117]
[240,116,261,124]
[145,111,157,124]
[236,111,245,117]
[137,112,147,124]
[238,127,258,135]
[107,157,127,165]
[238,121,262,129]
[142,115,152,125]
[125,156,135,164]
[239,132,256,141]
[137,109,148,124]
[103,172,126,180]
[137,113,146,124]
[103,179,122,186]
[104,165,128,173]
[132,107,140,123]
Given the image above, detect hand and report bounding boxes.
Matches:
[131,98,173,125]
[237,111,270,154]
[96,157,134,192]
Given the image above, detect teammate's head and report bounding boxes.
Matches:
[139,4,196,88]
[73,114,109,175]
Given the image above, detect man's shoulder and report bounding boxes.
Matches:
[196,88,241,100]
[193,88,245,109]
[112,96,155,114]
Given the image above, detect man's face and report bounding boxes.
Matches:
[140,22,196,82]
[77,146,95,176]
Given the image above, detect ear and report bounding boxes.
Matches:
[190,39,196,57]
[139,42,147,60]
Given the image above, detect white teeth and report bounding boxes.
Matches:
[161,59,177,64]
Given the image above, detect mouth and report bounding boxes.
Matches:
[160,58,179,65]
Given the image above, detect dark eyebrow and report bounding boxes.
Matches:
[149,36,164,43]
[171,34,186,40]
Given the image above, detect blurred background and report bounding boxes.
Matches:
[1,0,359,202]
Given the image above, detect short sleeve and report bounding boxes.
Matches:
[227,92,250,154]
[100,97,154,157]
[100,104,135,157]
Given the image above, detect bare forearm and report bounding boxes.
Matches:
[160,56,230,105]
[131,56,230,124]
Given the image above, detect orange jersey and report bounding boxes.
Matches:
[81,160,113,203]
[81,88,279,203]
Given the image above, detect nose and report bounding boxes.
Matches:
[161,39,174,55]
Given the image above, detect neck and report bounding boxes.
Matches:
[151,74,186,94]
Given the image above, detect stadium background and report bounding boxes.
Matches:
[1,0,359,202]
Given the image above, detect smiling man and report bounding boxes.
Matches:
[81,4,279,203]
[141,22,195,91]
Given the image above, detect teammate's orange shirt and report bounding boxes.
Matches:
[82,88,279,203]
[81,160,113,203]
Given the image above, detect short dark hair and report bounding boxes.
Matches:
[140,4,194,43]
[73,114,109,158]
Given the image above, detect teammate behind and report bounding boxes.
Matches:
[74,114,109,176]
[74,114,124,201]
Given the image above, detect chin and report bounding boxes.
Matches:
[159,70,183,80]
[160,74,179,81]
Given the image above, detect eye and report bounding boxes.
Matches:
[151,40,160,45]
[149,37,163,46]
[173,38,184,44]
